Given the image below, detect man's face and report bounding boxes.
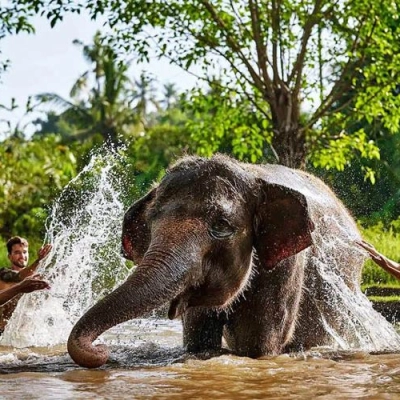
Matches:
[8,244,29,269]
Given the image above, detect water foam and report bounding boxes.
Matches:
[310,216,400,351]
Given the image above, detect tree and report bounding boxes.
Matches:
[131,71,160,127]
[95,0,400,169]
[35,32,140,146]
[161,83,180,111]
[313,115,400,224]
[3,1,400,170]
[310,52,400,220]
[0,134,77,239]
[123,92,195,192]
[183,79,269,163]
[0,97,36,140]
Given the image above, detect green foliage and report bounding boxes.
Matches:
[0,1,82,36]
[91,0,400,169]
[3,1,400,171]
[125,107,195,194]
[184,86,272,164]
[311,130,380,181]
[367,296,400,302]
[35,31,142,146]
[312,123,400,221]
[2,2,400,292]
[0,134,77,239]
[0,237,7,268]
[1,2,36,36]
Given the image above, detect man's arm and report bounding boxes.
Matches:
[0,276,50,306]
[18,244,52,280]
[356,240,400,280]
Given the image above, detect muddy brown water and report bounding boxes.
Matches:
[1,319,400,400]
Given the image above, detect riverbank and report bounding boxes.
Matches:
[365,286,400,324]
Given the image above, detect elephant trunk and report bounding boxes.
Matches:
[67,248,195,368]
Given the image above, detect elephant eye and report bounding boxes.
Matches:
[209,219,235,240]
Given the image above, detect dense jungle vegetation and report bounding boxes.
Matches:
[1,0,400,287]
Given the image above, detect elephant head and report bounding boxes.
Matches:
[67,154,314,368]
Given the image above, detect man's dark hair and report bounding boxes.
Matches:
[6,236,29,254]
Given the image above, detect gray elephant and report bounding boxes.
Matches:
[67,154,364,368]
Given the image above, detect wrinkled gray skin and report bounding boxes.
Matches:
[67,154,363,368]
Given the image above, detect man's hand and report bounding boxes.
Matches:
[37,244,52,261]
[0,275,50,305]
[16,275,50,293]
[20,244,53,280]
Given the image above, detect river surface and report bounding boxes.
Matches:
[1,318,400,399]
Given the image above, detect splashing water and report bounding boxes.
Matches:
[1,148,132,347]
[309,214,400,351]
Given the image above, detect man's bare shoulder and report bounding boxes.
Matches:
[0,268,20,283]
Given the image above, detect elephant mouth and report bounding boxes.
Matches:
[167,288,223,320]
[167,277,252,320]
[121,236,134,260]
[168,295,187,319]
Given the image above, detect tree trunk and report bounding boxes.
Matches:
[269,86,306,170]
[101,124,121,148]
[271,126,307,170]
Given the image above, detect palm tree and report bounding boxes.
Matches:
[36,32,139,146]
[161,83,179,110]
[131,71,160,127]
[0,97,34,140]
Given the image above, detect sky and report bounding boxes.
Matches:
[0,12,198,136]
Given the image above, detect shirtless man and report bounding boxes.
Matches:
[0,236,52,332]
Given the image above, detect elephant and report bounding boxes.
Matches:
[67,154,365,368]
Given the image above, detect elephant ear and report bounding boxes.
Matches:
[122,188,156,264]
[254,182,315,269]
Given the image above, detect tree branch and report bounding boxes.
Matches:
[289,0,324,98]
[271,0,281,85]
[199,0,269,99]
[305,15,378,130]
[248,0,274,97]
[202,74,273,123]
